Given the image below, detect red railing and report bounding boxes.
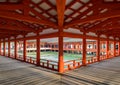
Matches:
[64,59,82,71]
[10,53,15,58]
[17,54,24,61]
[26,56,36,64]
[40,59,58,71]
[86,57,97,64]
[100,55,107,60]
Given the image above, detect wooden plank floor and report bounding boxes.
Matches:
[0,56,120,85]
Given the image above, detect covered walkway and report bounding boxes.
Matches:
[0,56,120,85]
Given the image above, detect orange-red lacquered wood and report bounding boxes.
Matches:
[82,32,86,66]
[23,36,26,61]
[14,38,17,59]
[106,38,109,59]
[3,39,5,56]
[8,38,10,57]
[114,40,116,57]
[97,35,100,61]
[36,33,40,66]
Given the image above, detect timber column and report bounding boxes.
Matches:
[114,38,116,57]
[14,37,17,59]
[36,32,40,66]
[82,32,86,66]
[106,36,109,59]
[118,41,120,56]
[3,39,5,56]
[23,35,26,61]
[8,38,10,57]
[0,40,1,55]
[58,27,64,73]
[97,34,100,61]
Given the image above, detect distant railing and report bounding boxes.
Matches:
[10,53,15,58]
[26,56,36,64]
[17,54,24,61]
[40,59,58,71]
[64,59,82,71]
[86,57,97,64]
[100,55,107,60]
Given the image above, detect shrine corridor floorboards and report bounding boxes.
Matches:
[0,56,120,85]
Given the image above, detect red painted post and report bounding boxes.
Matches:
[82,32,86,66]
[58,28,64,73]
[8,38,10,57]
[14,37,17,59]
[97,35,100,61]
[106,37,109,59]
[23,38,26,61]
[3,39,5,56]
[119,41,120,56]
[0,40,1,55]
[36,33,40,66]
[114,38,116,57]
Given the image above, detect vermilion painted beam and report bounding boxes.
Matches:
[56,0,66,26]
[64,10,120,28]
[0,4,24,10]
[89,21,120,32]
[0,24,34,32]
[0,11,57,28]
[0,29,26,35]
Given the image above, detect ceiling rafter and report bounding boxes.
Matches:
[64,9,120,28]
[0,11,57,28]
[0,18,35,31]
[87,18,120,32]
[56,0,66,26]
[0,29,25,35]
[0,4,23,10]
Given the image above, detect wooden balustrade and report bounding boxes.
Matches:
[26,56,36,64]
[64,59,82,71]
[40,59,58,71]
[86,57,97,64]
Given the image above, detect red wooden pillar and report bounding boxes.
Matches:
[114,39,116,57]
[36,33,40,66]
[23,36,26,61]
[3,39,5,56]
[0,40,1,55]
[58,29,64,73]
[82,32,86,66]
[8,38,10,57]
[118,41,120,56]
[106,38,109,59]
[97,35,100,61]
[14,38,17,59]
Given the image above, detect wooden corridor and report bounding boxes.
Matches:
[0,56,120,85]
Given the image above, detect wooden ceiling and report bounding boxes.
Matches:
[0,0,120,38]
